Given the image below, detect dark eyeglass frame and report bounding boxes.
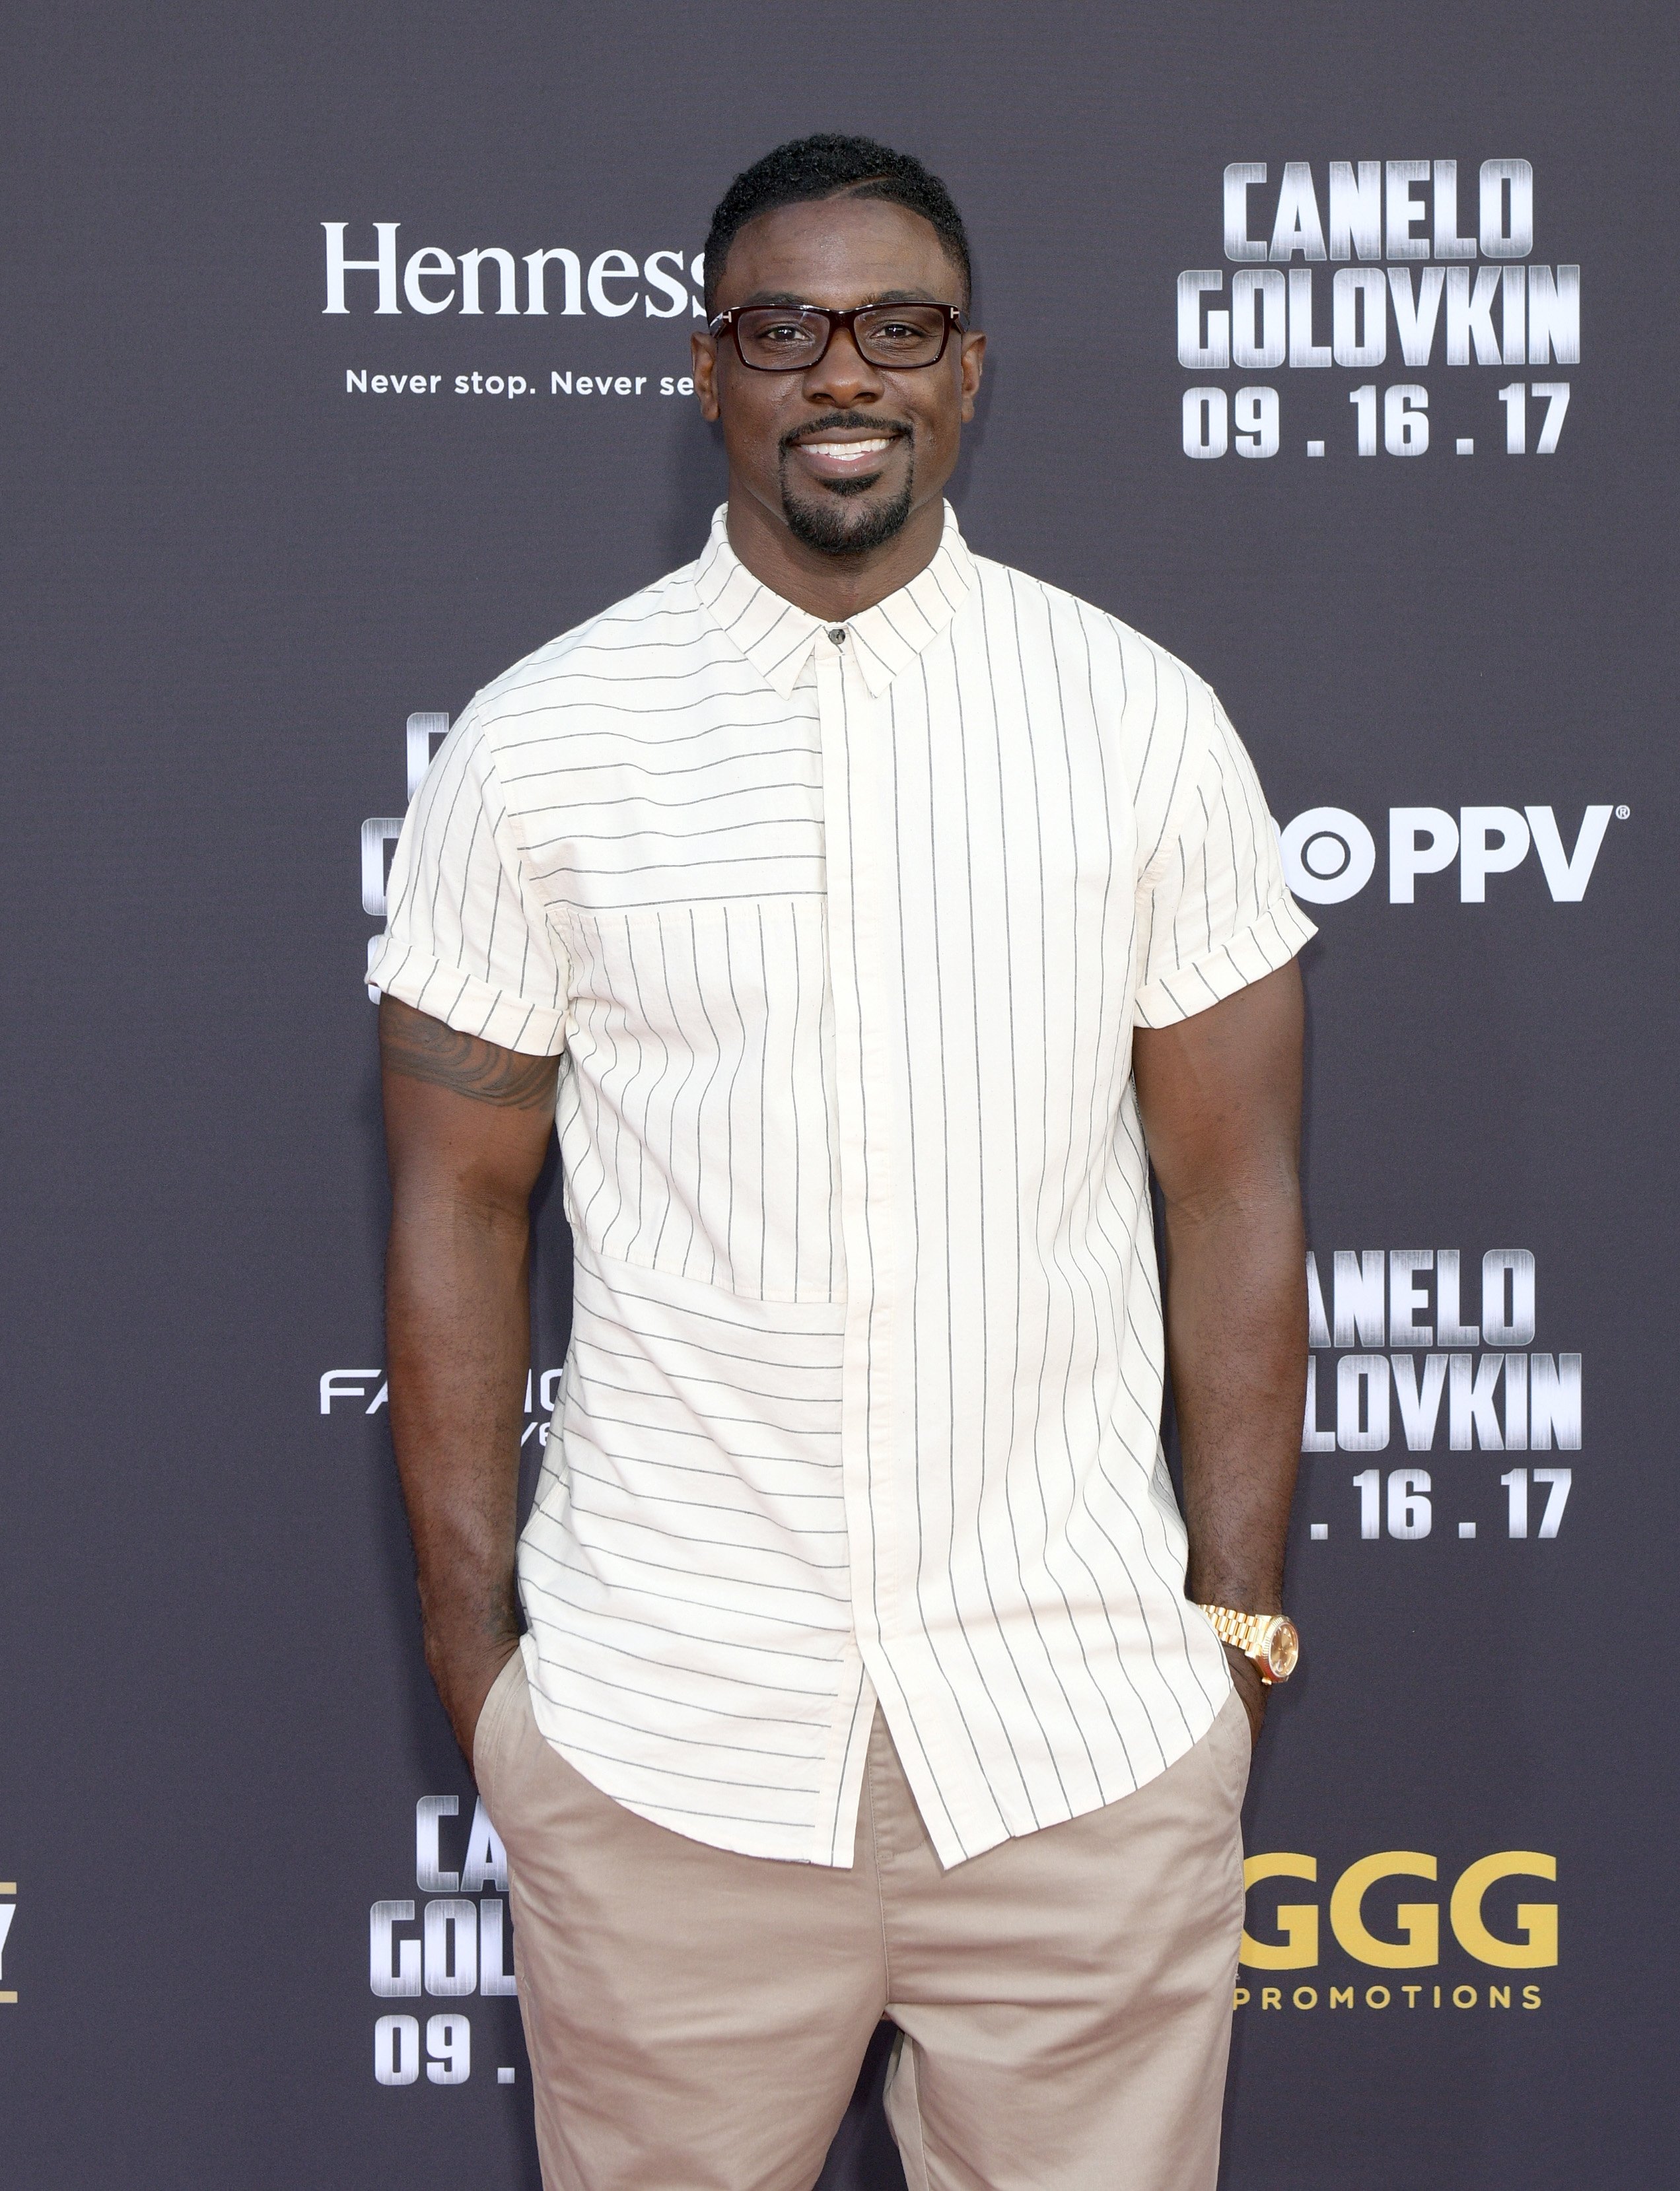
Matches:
[707,301,968,372]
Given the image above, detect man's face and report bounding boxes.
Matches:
[693,195,985,558]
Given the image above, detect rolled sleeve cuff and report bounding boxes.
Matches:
[367,938,568,1057]
[1133,893,1317,1029]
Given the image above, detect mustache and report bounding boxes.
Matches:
[781,411,914,453]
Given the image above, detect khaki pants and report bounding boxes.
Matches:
[474,1653,1249,2191]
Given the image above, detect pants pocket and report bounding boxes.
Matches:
[472,1646,528,1791]
[1208,1689,1253,1809]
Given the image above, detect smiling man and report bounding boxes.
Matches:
[371,134,1314,2191]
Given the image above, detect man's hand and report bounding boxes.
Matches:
[440,1638,522,1767]
[1222,1643,1269,1749]
[380,996,561,1768]
[1133,961,1307,1757]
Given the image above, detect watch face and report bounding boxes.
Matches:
[1263,1618,1300,1681]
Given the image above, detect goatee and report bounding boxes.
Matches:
[781,471,916,557]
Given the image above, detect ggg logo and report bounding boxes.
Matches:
[1236,1848,1556,2016]
[1278,802,1621,904]
[1242,1848,1557,1969]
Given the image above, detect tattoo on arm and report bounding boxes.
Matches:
[380,1000,559,1109]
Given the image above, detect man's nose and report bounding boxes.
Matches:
[802,323,887,406]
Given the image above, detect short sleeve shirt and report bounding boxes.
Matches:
[369,504,1315,1867]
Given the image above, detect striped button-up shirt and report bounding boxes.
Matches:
[370,503,1314,1867]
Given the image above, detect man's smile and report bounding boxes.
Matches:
[802,435,893,462]
[786,423,909,483]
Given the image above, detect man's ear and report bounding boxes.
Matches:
[959,331,986,425]
[691,331,720,423]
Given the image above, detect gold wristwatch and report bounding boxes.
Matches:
[1197,1604,1300,1685]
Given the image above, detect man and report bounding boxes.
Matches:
[372,133,1313,2191]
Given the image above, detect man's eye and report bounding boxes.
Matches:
[870,319,934,349]
[759,321,815,345]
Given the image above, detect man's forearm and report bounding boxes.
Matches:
[385,1185,530,1751]
[378,996,560,1758]
[1166,1181,1306,1611]
[1132,961,1308,1741]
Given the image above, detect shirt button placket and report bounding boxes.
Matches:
[812,621,893,1669]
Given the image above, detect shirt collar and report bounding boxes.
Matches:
[693,501,974,699]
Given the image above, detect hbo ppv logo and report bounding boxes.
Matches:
[1242,1849,1556,1969]
[1277,803,1620,905]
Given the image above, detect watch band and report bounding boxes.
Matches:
[1197,1604,1277,1655]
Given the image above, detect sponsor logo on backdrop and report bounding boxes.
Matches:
[1275,802,1627,905]
[324,1364,563,1450]
[1236,1847,1555,2015]
[323,225,705,318]
[1175,158,1578,462]
[368,1794,522,2089]
[323,223,703,403]
[0,1879,17,2005]
[1300,1248,1578,1548]
[1279,802,1621,903]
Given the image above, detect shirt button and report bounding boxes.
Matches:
[827,625,847,644]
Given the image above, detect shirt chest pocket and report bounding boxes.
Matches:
[553,899,846,1304]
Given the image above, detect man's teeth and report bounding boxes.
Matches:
[804,438,893,458]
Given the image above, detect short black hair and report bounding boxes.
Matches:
[703,133,972,314]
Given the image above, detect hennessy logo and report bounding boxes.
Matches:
[322,223,703,320]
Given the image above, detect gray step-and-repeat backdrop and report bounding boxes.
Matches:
[5,4,1675,2185]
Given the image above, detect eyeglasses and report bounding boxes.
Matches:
[707,302,967,372]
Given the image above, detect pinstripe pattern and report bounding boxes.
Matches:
[369,504,1314,1867]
